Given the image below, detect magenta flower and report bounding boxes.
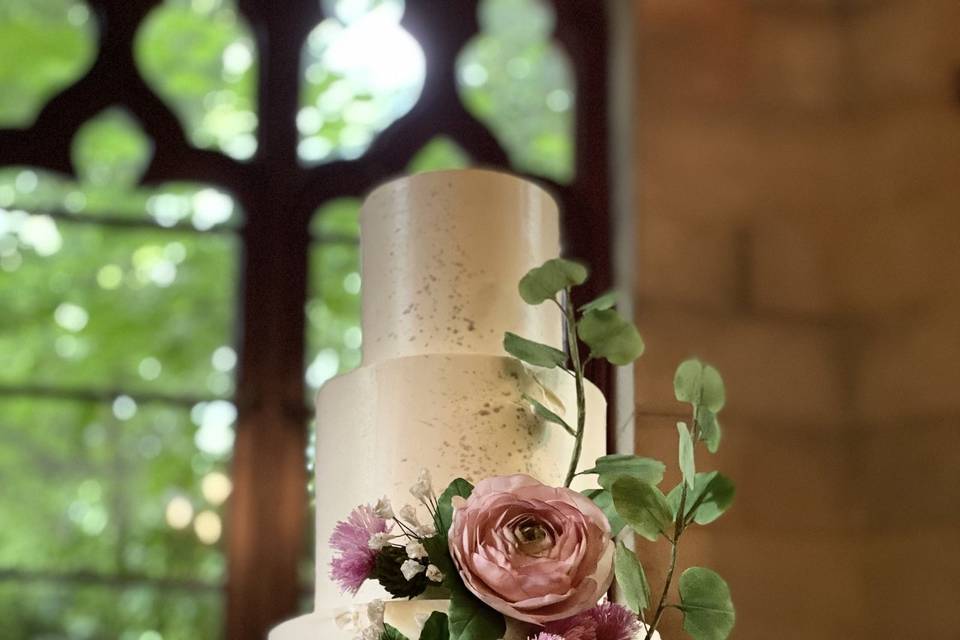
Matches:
[541,602,641,640]
[329,504,390,594]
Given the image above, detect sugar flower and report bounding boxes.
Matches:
[416,521,436,537]
[542,602,644,640]
[448,474,614,624]
[527,635,565,640]
[373,497,394,519]
[401,559,426,581]
[405,540,428,559]
[398,504,420,525]
[410,468,435,503]
[425,564,444,583]
[329,504,390,594]
[368,532,394,550]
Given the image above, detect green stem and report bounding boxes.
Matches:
[645,412,700,639]
[562,290,587,488]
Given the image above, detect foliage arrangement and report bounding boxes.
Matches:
[328,259,736,640]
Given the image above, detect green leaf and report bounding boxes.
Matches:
[577,309,645,366]
[448,582,506,640]
[381,624,411,640]
[418,612,450,640]
[523,394,574,436]
[503,332,567,369]
[578,290,618,313]
[666,472,735,526]
[673,359,726,412]
[678,421,696,491]
[615,540,651,613]
[582,454,666,490]
[679,567,736,640]
[582,488,626,536]
[611,476,673,542]
[697,407,722,454]
[437,478,474,536]
[518,258,588,305]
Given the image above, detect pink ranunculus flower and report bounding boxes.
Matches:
[448,474,615,625]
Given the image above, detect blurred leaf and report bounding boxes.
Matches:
[578,290,618,313]
[674,359,725,412]
[615,540,651,614]
[448,580,505,640]
[503,332,566,369]
[667,472,735,526]
[381,624,411,640]
[577,309,644,366]
[523,394,574,435]
[582,488,625,536]
[408,137,471,173]
[611,476,672,542]
[679,567,735,640]
[518,258,587,305]
[678,421,695,491]
[697,407,722,454]
[581,454,665,490]
[437,478,473,536]
[418,612,450,640]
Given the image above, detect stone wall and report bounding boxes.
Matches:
[629,1,960,637]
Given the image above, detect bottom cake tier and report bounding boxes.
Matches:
[269,600,532,640]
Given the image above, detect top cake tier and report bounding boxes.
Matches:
[360,169,564,365]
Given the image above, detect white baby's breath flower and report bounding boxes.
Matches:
[416,521,437,537]
[425,564,444,583]
[366,600,385,628]
[373,497,394,519]
[400,559,426,581]
[410,468,434,503]
[367,532,392,550]
[405,541,428,559]
[398,504,420,525]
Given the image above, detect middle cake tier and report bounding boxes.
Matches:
[312,352,607,612]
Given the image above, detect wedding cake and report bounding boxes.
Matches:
[270,169,607,640]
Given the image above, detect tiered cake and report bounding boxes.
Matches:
[271,169,607,640]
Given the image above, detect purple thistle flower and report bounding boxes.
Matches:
[328,504,390,594]
[541,602,641,640]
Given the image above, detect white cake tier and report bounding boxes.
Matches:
[360,169,564,366]
[312,353,606,612]
[269,601,531,640]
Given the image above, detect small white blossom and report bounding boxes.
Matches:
[410,468,434,503]
[425,564,444,583]
[367,532,393,550]
[373,497,394,519]
[416,522,437,537]
[366,600,385,628]
[400,559,426,581]
[398,504,420,525]
[405,541,428,559]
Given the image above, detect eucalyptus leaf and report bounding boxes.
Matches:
[615,540,651,613]
[577,309,645,366]
[679,567,735,640]
[666,472,735,525]
[578,290,618,313]
[582,454,666,490]
[582,488,626,536]
[518,258,588,305]
[418,612,450,640]
[611,476,673,541]
[678,421,696,491]
[673,359,726,411]
[697,407,722,454]
[503,332,567,369]
[448,582,506,640]
[381,624,411,640]
[437,478,474,536]
[522,394,574,436]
